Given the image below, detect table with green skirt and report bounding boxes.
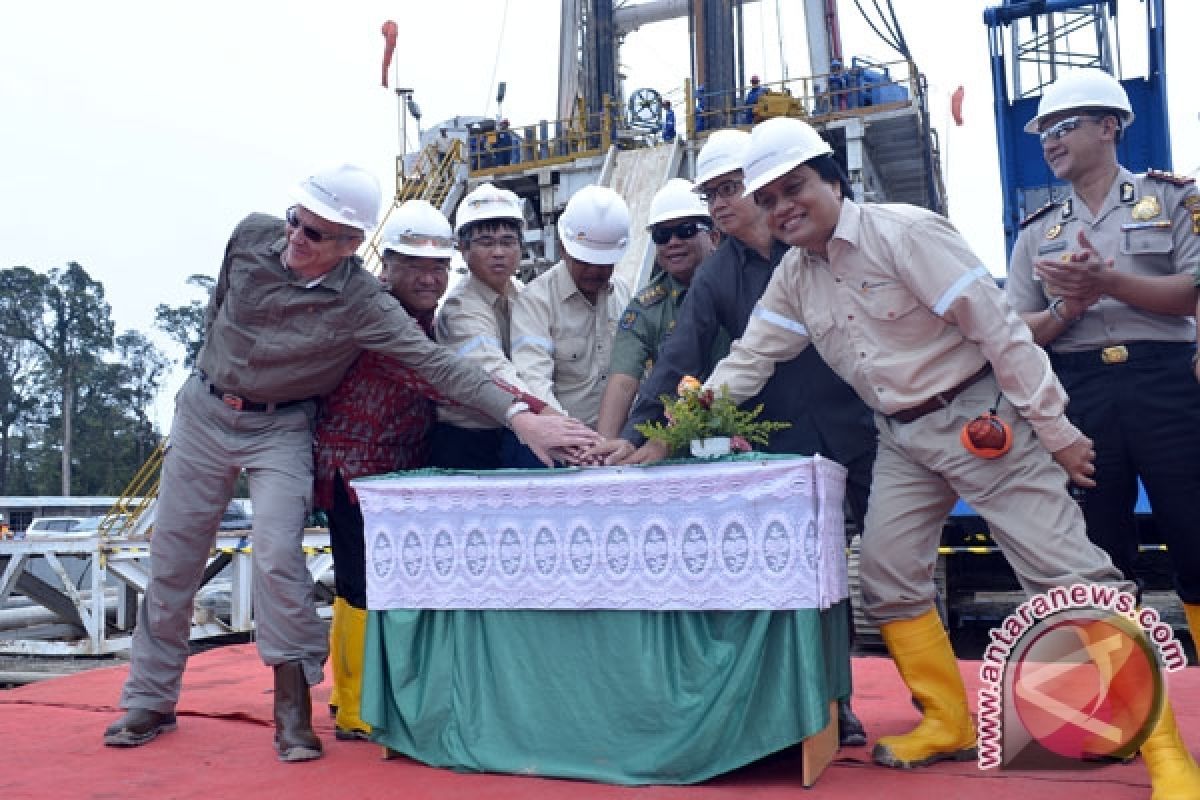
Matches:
[353,454,853,785]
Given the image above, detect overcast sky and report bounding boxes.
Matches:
[1,1,1196,429]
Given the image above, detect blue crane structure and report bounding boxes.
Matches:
[983,0,1170,257]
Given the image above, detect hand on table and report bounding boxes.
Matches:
[510,412,600,467]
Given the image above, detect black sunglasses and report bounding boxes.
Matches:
[650,221,711,246]
[286,206,356,244]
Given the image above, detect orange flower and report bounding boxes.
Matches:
[676,375,702,395]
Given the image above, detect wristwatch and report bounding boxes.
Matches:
[505,401,531,422]
[1048,296,1071,325]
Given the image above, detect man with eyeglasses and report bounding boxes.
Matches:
[312,199,457,744]
[596,179,723,438]
[432,183,536,469]
[1007,69,1200,650]
[588,130,877,747]
[102,165,598,763]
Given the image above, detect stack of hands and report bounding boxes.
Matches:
[507,409,673,468]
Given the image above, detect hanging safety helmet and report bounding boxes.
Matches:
[291,164,382,232]
[1024,68,1134,133]
[693,129,751,187]
[557,185,630,264]
[646,178,710,228]
[455,183,524,235]
[741,117,833,195]
[381,200,456,258]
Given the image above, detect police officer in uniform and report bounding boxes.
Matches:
[1007,69,1200,649]
[597,179,724,438]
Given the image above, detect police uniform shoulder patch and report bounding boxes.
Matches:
[636,283,668,307]
[1146,169,1196,187]
[1020,201,1061,229]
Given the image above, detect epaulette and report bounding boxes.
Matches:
[636,283,668,307]
[1146,169,1195,187]
[1020,201,1061,229]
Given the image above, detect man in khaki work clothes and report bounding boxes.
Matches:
[703,118,1200,797]
[1006,69,1200,647]
[102,164,598,762]
[511,184,632,436]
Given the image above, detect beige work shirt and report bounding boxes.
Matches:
[435,272,528,430]
[706,201,1081,453]
[196,213,513,423]
[1008,167,1200,351]
[511,260,630,426]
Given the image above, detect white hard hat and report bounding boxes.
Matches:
[646,178,710,228]
[1025,68,1134,133]
[382,200,456,258]
[693,129,751,186]
[455,183,524,235]
[742,117,833,195]
[290,164,382,232]
[557,185,630,264]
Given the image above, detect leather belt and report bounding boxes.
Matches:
[205,382,308,413]
[890,366,991,424]
[1050,341,1194,370]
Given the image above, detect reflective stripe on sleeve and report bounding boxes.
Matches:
[753,307,809,337]
[512,335,556,354]
[932,265,990,316]
[456,335,502,357]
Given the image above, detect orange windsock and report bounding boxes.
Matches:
[950,85,965,126]
[381,20,399,88]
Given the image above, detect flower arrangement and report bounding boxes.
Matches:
[635,375,791,456]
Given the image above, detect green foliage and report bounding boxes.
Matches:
[635,381,790,456]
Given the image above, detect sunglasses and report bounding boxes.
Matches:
[697,178,744,203]
[1038,115,1091,144]
[285,206,356,244]
[650,221,711,245]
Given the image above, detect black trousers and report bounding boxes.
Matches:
[1053,342,1200,604]
[327,473,367,609]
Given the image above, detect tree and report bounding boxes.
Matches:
[0,263,115,495]
[0,335,41,494]
[155,274,214,369]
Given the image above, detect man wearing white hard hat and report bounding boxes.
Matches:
[704,117,1200,794]
[511,184,632,437]
[592,128,876,747]
[432,183,536,469]
[1007,68,1200,653]
[103,166,598,762]
[313,199,456,743]
[596,178,722,438]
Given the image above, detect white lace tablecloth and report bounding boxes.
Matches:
[353,455,848,611]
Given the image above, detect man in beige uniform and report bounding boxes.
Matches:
[432,183,532,469]
[704,119,1200,796]
[1007,70,1200,646]
[511,185,631,433]
[102,164,598,762]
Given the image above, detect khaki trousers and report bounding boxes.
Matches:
[859,373,1130,624]
[119,375,326,712]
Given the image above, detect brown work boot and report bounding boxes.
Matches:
[273,661,322,762]
[103,708,177,747]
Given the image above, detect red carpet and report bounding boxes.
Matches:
[2,645,1195,799]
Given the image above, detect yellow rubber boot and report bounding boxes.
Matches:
[333,601,372,741]
[327,597,345,718]
[1184,604,1200,656]
[872,607,977,768]
[1141,699,1200,800]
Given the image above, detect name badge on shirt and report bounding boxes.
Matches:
[1037,241,1068,255]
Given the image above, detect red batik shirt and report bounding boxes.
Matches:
[313,310,449,508]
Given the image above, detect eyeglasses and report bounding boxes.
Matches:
[697,178,744,203]
[467,235,521,249]
[1038,115,1093,144]
[650,221,711,245]
[286,206,356,243]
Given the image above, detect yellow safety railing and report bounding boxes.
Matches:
[464,95,616,178]
[100,438,166,538]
